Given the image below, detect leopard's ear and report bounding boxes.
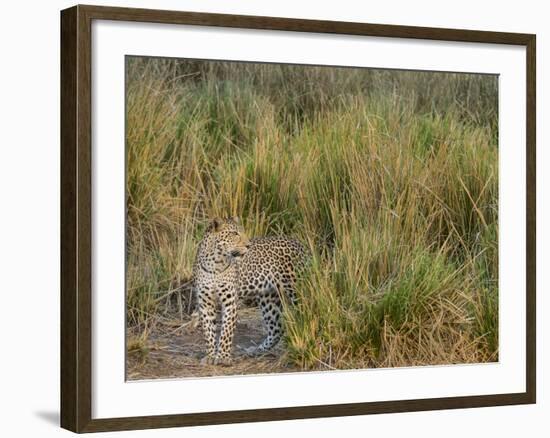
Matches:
[209,217,223,232]
[232,216,241,225]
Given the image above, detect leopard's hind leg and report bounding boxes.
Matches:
[249,286,283,355]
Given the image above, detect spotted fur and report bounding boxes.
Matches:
[193,217,308,365]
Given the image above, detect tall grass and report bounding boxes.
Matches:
[126,57,498,368]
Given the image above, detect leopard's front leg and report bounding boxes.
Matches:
[197,290,217,364]
[214,286,237,366]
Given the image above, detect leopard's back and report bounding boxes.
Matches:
[236,236,308,298]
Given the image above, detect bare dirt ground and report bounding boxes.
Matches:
[126,307,301,380]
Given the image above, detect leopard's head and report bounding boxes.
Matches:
[205,216,250,262]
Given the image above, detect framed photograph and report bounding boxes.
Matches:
[60,4,536,433]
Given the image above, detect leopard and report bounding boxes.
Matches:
[192,217,308,366]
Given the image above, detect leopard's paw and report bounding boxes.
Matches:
[214,356,233,367]
[244,345,262,357]
[200,354,216,365]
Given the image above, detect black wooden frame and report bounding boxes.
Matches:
[60,4,536,433]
